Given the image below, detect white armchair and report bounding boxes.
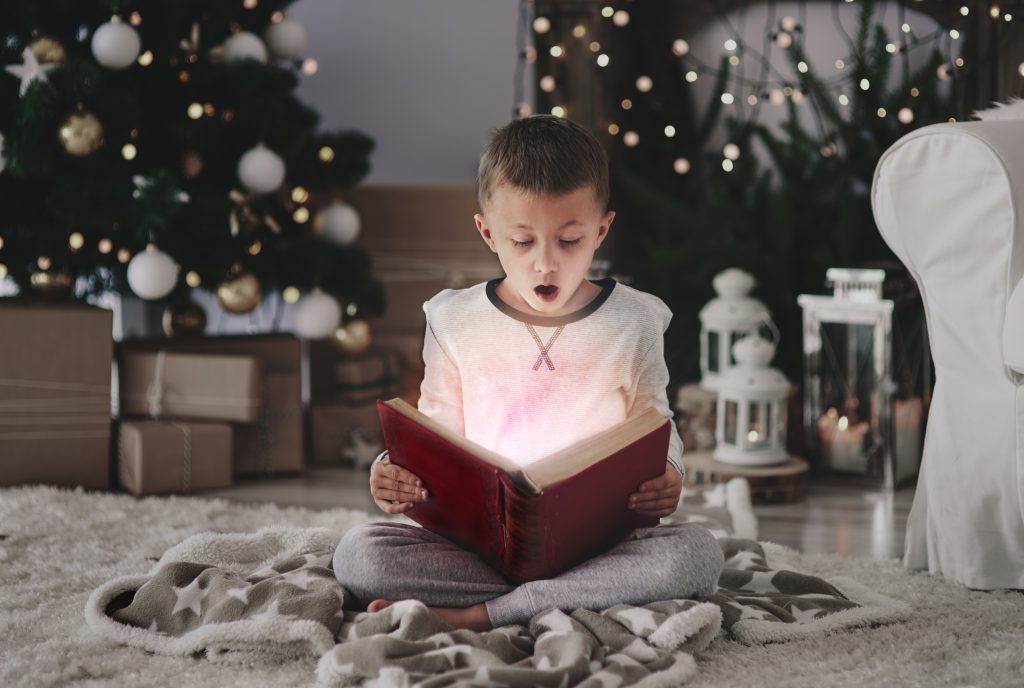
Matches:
[872,119,1024,590]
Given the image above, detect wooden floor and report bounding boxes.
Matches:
[201,467,917,561]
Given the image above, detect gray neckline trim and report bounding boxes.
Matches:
[485,277,616,326]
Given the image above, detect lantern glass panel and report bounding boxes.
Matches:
[724,400,738,444]
[816,321,876,471]
[728,331,746,367]
[708,331,720,373]
[745,401,770,449]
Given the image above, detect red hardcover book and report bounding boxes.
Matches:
[376,398,671,584]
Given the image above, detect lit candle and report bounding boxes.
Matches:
[819,408,869,470]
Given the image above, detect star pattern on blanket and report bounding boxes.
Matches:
[726,549,766,570]
[740,571,780,594]
[789,605,823,623]
[249,599,298,624]
[277,568,322,591]
[613,607,659,635]
[736,604,772,621]
[225,585,250,604]
[170,577,208,617]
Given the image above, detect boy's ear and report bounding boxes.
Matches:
[474,213,498,253]
[595,210,615,248]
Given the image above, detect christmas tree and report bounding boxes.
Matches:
[0,1,383,336]
[529,0,964,382]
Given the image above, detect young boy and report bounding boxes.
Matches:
[333,115,724,631]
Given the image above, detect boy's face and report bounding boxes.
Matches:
[474,184,614,317]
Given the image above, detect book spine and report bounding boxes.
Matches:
[498,475,550,584]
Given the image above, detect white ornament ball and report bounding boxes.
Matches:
[127,245,177,300]
[91,19,142,70]
[237,145,286,194]
[223,31,268,64]
[293,291,342,339]
[317,202,361,245]
[265,18,308,59]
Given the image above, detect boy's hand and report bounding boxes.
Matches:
[370,456,429,515]
[628,463,683,519]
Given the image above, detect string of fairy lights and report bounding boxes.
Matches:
[516,0,1024,174]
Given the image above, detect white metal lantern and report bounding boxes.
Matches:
[797,267,924,493]
[714,334,789,466]
[699,268,771,391]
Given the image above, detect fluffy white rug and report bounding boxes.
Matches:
[1,485,1021,688]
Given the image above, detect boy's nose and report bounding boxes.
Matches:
[534,245,557,274]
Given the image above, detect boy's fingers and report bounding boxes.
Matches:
[638,478,669,493]
[375,486,427,503]
[375,477,425,500]
[630,496,678,510]
[381,501,414,514]
[386,464,422,487]
[630,488,676,503]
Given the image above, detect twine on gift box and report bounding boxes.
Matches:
[125,350,260,416]
[173,421,193,492]
[253,405,303,476]
[146,351,169,418]
[0,378,109,439]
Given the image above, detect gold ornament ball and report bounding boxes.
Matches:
[162,301,208,337]
[331,319,372,355]
[30,36,67,64]
[59,111,105,157]
[29,270,74,299]
[216,269,263,314]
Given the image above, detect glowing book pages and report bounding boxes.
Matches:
[377,398,670,584]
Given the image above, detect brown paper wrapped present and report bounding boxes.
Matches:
[310,401,384,467]
[0,302,113,489]
[118,420,232,495]
[120,351,262,422]
[233,372,303,475]
[120,335,304,475]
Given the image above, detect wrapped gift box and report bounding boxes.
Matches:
[118,420,232,495]
[309,341,402,404]
[0,302,113,489]
[234,372,303,475]
[120,352,262,422]
[120,334,304,476]
[309,402,384,468]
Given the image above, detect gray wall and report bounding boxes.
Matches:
[290,0,522,184]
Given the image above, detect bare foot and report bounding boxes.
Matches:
[367,599,395,613]
[367,598,492,631]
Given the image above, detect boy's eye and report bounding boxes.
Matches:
[510,238,581,248]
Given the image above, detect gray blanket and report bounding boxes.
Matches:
[85,486,909,687]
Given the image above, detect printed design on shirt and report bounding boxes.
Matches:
[525,324,565,371]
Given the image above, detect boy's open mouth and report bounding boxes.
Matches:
[535,284,559,302]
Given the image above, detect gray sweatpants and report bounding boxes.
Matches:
[332,520,724,628]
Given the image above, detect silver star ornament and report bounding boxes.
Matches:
[5,47,57,97]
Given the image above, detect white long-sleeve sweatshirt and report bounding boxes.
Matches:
[405,277,684,476]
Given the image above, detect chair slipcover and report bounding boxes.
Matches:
[872,120,1024,590]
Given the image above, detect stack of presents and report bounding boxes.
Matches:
[0,301,419,496]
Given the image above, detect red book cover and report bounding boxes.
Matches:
[377,399,670,584]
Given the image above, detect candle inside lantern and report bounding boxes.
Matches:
[819,407,870,471]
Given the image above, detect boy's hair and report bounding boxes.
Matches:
[477,115,609,211]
